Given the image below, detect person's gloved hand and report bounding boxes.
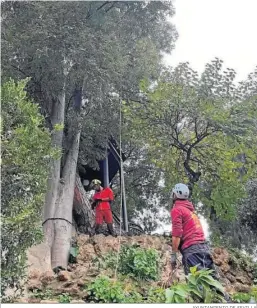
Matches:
[171,252,177,268]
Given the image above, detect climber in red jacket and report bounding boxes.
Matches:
[91,179,116,237]
[170,183,215,275]
[169,183,231,302]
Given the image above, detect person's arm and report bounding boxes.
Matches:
[101,188,114,202]
[91,193,101,209]
[171,207,183,267]
[172,236,181,253]
[93,193,102,202]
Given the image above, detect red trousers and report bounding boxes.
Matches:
[95,209,113,224]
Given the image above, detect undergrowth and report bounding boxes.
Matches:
[84,266,227,303]
[93,244,160,281]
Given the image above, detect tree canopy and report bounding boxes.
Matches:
[122,60,257,244]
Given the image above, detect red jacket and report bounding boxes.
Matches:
[93,187,114,211]
[171,199,205,251]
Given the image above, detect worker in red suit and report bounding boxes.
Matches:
[170,183,215,275]
[169,183,231,302]
[91,179,116,237]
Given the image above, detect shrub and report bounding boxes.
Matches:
[93,251,117,270]
[1,79,56,300]
[86,276,126,303]
[165,267,225,303]
[146,287,166,303]
[232,287,257,303]
[229,248,255,273]
[118,244,160,281]
[166,283,190,303]
[186,266,225,303]
[93,244,160,281]
[58,293,72,303]
[85,275,143,303]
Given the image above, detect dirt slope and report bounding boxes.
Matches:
[18,235,255,303]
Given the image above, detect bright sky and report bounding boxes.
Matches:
[164,0,257,81]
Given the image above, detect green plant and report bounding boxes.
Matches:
[232,286,257,303]
[232,293,251,303]
[165,283,191,303]
[93,244,160,281]
[93,251,117,270]
[187,266,225,303]
[30,290,44,300]
[122,290,144,303]
[85,275,144,303]
[165,267,225,303]
[33,289,54,300]
[118,244,160,281]
[86,276,126,303]
[229,249,255,273]
[146,287,166,303]
[58,293,72,303]
[1,79,55,300]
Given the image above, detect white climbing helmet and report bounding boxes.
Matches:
[91,179,101,186]
[172,183,190,199]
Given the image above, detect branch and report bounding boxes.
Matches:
[96,1,110,11]
[10,64,28,77]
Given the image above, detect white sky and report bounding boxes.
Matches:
[164,0,257,81]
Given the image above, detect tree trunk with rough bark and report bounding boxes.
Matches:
[51,130,81,268]
[43,68,83,269]
[43,88,66,251]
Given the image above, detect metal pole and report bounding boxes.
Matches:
[120,163,128,232]
[103,149,109,188]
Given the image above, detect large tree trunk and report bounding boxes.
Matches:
[43,89,66,249]
[51,130,81,268]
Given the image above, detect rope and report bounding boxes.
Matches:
[42,217,74,226]
[114,98,124,280]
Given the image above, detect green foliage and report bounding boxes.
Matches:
[187,266,225,303]
[165,267,225,303]
[1,0,177,171]
[53,123,64,132]
[232,287,257,303]
[94,244,160,281]
[85,276,126,303]
[1,2,177,239]
[229,249,256,272]
[86,275,145,303]
[124,60,257,234]
[58,293,72,303]
[118,244,160,281]
[1,79,54,299]
[30,289,54,300]
[146,287,166,303]
[166,284,190,303]
[93,251,117,270]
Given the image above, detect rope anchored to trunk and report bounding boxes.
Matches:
[42,218,74,226]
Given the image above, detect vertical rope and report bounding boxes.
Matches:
[114,98,124,280]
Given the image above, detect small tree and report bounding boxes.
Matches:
[124,60,257,224]
[1,79,56,300]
